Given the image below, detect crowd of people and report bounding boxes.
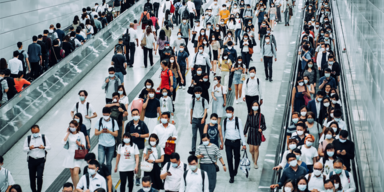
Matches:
[0,0,359,192]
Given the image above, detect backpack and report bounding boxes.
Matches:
[166,161,187,172]
[223,117,240,133]
[307,173,326,184]
[245,77,260,91]
[0,79,5,100]
[18,50,25,67]
[47,32,55,45]
[262,41,274,55]
[110,103,124,120]
[27,134,47,161]
[166,69,177,90]
[183,169,206,191]
[106,10,114,23]
[329,171,350,183]
[76,102,89,116]
[192,97,207,119]
[142,12,150,25]
[98,117,115,132]
[85,173,90,190]
[69,37,76,49]
[123,29,130,46]
[182,5,189,19]
[175,3,181,15]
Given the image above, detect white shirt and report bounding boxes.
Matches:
[319,157,334,175]
[86,25,94,34]
[0,168,15,192]
[144,147,164,161]
[315,99,321,118]
[192,52,212,68]
[152,123,178,148]
[161,161,187,191]
[91,11,98,18]
[94,118,119,147]
[144,33,156,49]
[8,58,23,75]
[117,143,140,171]
[71,101,94,129]
[95,6,103,13]
[223,117,246,145]
[70,37,82,47]
[192,25,203,41]
[326,170,356,192]
[23,133,51,159]
[129,28,138,45]
[211,4,220,16]
[77,173,107,191]
[179,169,209,192]
[300,146,318,165]
[242,77,263,99]
[186,1,196,13]
[305,173,325,191]
[327,120,347,131]
[212,85,227,97]
[160,96,173,113]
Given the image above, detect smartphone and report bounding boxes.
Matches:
[147,148,152,152]
[167,172,172,176]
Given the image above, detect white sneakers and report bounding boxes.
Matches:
[236,100,239,104]
[254,164,258,169]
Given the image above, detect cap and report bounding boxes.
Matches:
[165,41,170,44]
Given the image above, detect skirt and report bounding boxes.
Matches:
[233,72,243,84]
[213,50,218,60]
[62,149,83,168]
[144,163,164,190]
[247,127,262,146]
[270,14,276,20]
[212,96,224,117]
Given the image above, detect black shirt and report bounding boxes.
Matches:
[111,54,127,72]
[125,120,149,149]
[37,40,47,55]
[5,77,17,100]
[83,163,111,178]
[144,98,160,118]
[332,139,355,171]
[62,42,74,56]
[139,88,149,100]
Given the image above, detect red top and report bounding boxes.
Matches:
[160,69,173,90]
[14,78,31,92]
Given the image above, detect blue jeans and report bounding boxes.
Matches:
[115,72,124,83]
[191,118,205,152]
[86,129,91,150]
[98,145,115,172]
[235,29,242,45]
[200,164,217,192]
[284,10,290,25]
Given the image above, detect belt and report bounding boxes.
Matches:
[264,56,273,58]
[226,139,241,143]
[28,156,45,160]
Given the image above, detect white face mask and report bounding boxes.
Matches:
[103,115,110,120]
[170,60,174,63]
[334,183,340,189]
[146,85,152,89]
[150,141,157,146]
[161,118,168,124]
[142,187,151,192]
[149,93,155,98]
[265,39,270,42]
[199,50,203,53]
[124,138,130,143]
[297,131,304,135]
[226,113,232,118]
[112,98,118,103]
[249,72,255,77]
[223,56,228,60]
[301,112,307,116]
[213,80,218,84]
[203,141,209,146]
[326,134,333,139]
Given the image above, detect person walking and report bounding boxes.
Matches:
[223,106,247,183]
[231,57,246,103]
[242,67,263,113]
[179,155,209,192]
[160,153,188,192]
[23,125,51,192]
[27,36,42,80]
[211,76,227,123]
[190,86,209,152]
[128,23,138,67]
[244,101,266,169]
[0,156,15,192]
[142,26,156,68]
[77,160,107,191]
[102,67,121,104]
[196,134,226,192]
[203,113,224,149]
[260,35,277,82]
[143,134,164,190]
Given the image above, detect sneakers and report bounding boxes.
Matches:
[236,100,238,104]
[229,177,234,183]
[254,164,258,169]
[182,86,185,90]
[269,78,273,82]
[136,178,140,186]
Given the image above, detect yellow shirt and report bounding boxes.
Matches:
[219,10,230,23]
[219,60,232,72]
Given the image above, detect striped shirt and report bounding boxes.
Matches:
[196,144,222,164]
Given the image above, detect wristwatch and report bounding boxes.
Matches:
[223,164,226,166]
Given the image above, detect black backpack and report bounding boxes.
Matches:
[182,5,189,19]
[123,29,130,46]
[106,10,114,23]
[142,12,150,25]
[76,102,89,115]
[69,37,76,49]
[98,118,115,132]
[223,117,240,133]
[27,134,47,161]
[18,51,25,67]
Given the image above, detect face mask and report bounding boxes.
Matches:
[331,100,337,104]
[325,190,333,192]
[334,117,341,122]
[249,72,255,77]
[325,134,333,139]
[296,155,301,160]
[332,127,337,133]
[190,165,197,171]
[149,141,157,146]
[228,46,233,50]
[306,141,313,147]
[330,93,335,96]
[146,85,152,89]
[304,80,309,84]
[236,15,239,18]
[262,23,266,26]
[247,30,250,32]
[334,183,340,189]
[284,187,293,192]
[340,138,348,143]
[292,118,299,124]
[329,61,334,65]
[260,8,264,11]
[80,96,85,101]
[112,98,118,103]
[177,35,182,38]
[252,106,259,111]
[171,162,178,168]
[33,133,39,138]
[326,48,330,51]
[330,113,334,118]
[297,131,304,136]
[199,50,203,53]
[271,5,274,7]
[212,37,215,40]
[301,112,307,116]
[307,64,313,68]
[325,73,331,78]
[265,39,270,43]
[161,118,168,124]
[325,150,334,157]
[299,82,304,86]
[74,118,80,123]
[124,138,130,143]
[307,118,314,123]
[149,93,155,98]
[132,115,140,121]
[226,113,232,118]
[244,37,248,40]
[203,41,207,44]
[316,25,320,27]
[109,74,114,78]
[203,78,208,82]
[317,97,323,102]
[103,115,110,120]
[325,37,329,40]
[211,120,217,124]
[324,102,330,107]
[207,25,211,29]
[223,56,228,60]
[165,46,170,49]
[162,92,168,96]
[170,59,175,63]
[203,141,209,146]
[321,33,325,36]
[142,187,151,192]
[289,159,298,167]
[228,35,232,37]
[334,168,342,174]
[88,168,96,175]
[298,184,307,191]
[264,17,267,20]
[195,93,201,98]
[213,80,218,85]
[201,32,205,35]
[117,91,124,95]
[289,144,297,150]
[183,20,187,23]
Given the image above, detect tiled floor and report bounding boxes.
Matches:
[2,3,302,192]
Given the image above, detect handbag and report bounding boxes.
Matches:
[155,19,160,30]
[141,160,154,172]
[240,151,251,178]
[259,113,266,142]
[187,84,195,95]
[164,140,176,155]
[241,74,247,81]
[204,146,220,172]
[249,47,254,55]
[141,35,147,48]
[74,147,88,159]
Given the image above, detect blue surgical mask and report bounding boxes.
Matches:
[161,118,168,124]
[203,78,208,82]
[306,141,313,147]
[203,141,209,146]
[339,139,346,143]
[325,73,330,78]
[334,118,341,122]
[252,106,259,111]
[334,168,342,174]
[298,184,307,191]
[296,155,301,160]
[190,165,197,171]
[32,133,39,138]
[307,118,314,123]
[289,159,298,167]
[289,144,297,150]
[118,91,123,95]
[211,120,217,124]
[317,98,323,102]
[109,74,114,78]
[226,113,232,118]
[132,115,140,121]
[292,118,299,124]
[123,138,130,143]
[88,168,96,175]
[197,71,202,75]
[162,92,168,96]
[79,96,85,101]
[326,134,333,139]
[195,94,201,98]
[171,162,178,168]
[327,151,334,156]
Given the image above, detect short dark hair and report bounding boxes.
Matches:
[333,109,342,117]
[161,112,171,118]
[17,42,22,48]
[324,68,331,73]
[170,152,180,161]
[63,182,74,189]
[84,152,96,161]
[33,36,38,41]
[88,159,100,169]
[144,79,154,87]
[38,34,43,39]
[56,23,61,28]
[286,153,296,161]
[193,86,203,93]
[70,31,76,37]
[108,67,115,72]
[339,130,348,138]
[249,67,256,72]
[102,107,111,114]
[76,28,81,33]
[78,90,88,96]
[43,29,49,34]
[94,188,106,192]
[293,148,302,154]
[13,51,19,57]
[201,133,210,139]
[0,156,3,163]
[142,175,152,183]
[210,113,218,119]
[317,90,325,96]
[226,106,234,112]
[31,125,40,130]
[112,92,119,98]
[324,179,334,185]
[131,108,140,114]
[188,155,198,164]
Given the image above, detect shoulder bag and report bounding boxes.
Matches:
[204,145,220,172]
[259,113,266,142]
[75,146,88,159]
[141,34,147,48]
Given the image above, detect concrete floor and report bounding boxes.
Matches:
[1,3,302,192]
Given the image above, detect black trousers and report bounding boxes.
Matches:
[153,3,160,18]
[143,47,154,67]
[30,62,41,79]
[245,95,259,113]
[128,43,136,65]
[189,13,195,28]
[263,56,273,78]
[228,71,234,88]
[183,38,189,46]
[28,157,45,192]
[106,98,112,104]
[225,139,241,178]
[180,65,186,86]
[196,9,201,19]
[119,171,134,192]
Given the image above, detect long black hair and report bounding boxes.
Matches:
[322,143,337,165]
[159,30,166,41]
[74,113,84,128]
[249,100,261,115]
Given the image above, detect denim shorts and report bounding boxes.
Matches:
[115,72,124,83]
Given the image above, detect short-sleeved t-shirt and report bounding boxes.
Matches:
[144,98,160,118]
[125,120,149,149]
[112,54,127,73]
[117,143,140,172]
[94,118,119,147]
[14,78,31,92]
[144,147,165,161]
[179,23,190,38]
[160,69,173,90]
[300,146,319,165]
[72,102,94,129]
[177,51,189,66]
[212,85,228,97]
[0,168,15,192]
[83,163,111,178]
